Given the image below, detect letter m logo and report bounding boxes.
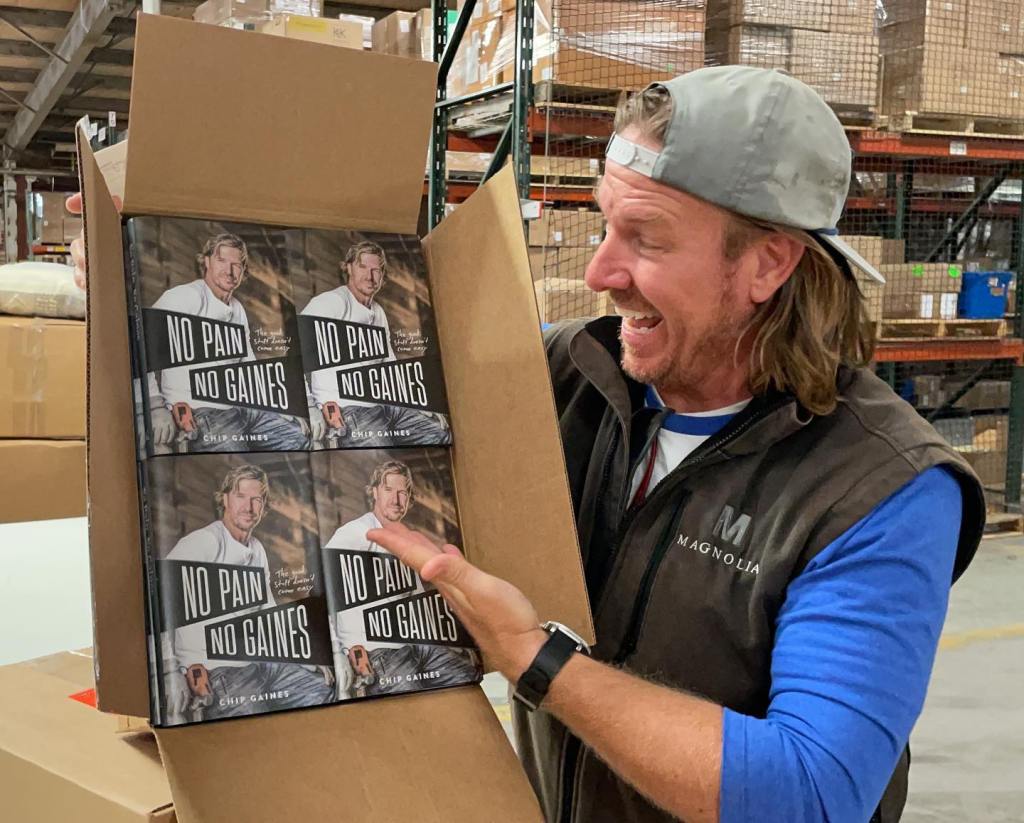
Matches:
[712,505,751,548]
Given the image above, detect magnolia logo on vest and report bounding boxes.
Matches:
[676,504,760,575]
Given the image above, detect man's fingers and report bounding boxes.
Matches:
[366,524,441,572]
[65,193,82,215]
[442,544,463,557]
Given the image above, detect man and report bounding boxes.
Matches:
[300,240,451,448]
[147,232,309,452]
[162,464,333,724]
[366,67,984,823]
[68,66,983,821]
[324,459,478,699]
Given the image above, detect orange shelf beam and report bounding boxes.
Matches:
[874,338,1024,365]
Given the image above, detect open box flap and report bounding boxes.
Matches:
[77,127,150,717]
[123,14,436,234]
[155,686,543,822]
[424,167,594,644]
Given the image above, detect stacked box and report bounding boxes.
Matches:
[534,278,613,322]
[708,0,874,34]
[257,14,362,48]
[193,0,322,26]
[528,209,604,247]
[450,0,705,95]
[881,0,1024,120]
[718,26,878,107]
[372,10,433,59]
[880,262,963,319]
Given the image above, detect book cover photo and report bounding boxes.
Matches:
[126,217,311,456]
[144,451,335,726]
[293,230,452,450]
[312,447,481,700]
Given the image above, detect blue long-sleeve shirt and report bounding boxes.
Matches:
[720,465,962,822]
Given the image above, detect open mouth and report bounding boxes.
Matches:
[616,306,663,334]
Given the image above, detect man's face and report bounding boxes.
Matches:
[371,472,411,524]
[222,478,266,534]
[585,126,760,400]
[203,244,245,295]
[346,252,385,303]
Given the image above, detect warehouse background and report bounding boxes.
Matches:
[0,2,1021,818]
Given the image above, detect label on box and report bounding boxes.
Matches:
[912,264,925,277]
[588,234,601,245]
[920,293,935,318]
[553,230,563,242]
[950,140,967,155]
[69,688,97,708]
[589,158,599,171]
[948,265,961,279]
[108,111,116,128]
[940,293,958,320]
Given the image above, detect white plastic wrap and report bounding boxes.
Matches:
[0,262,85,320]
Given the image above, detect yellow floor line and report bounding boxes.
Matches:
[939,623,1024,651]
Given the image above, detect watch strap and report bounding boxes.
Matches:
[513,628,580,712]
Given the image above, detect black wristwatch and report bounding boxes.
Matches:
[513,621,591,712]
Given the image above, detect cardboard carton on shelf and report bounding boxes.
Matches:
[720,26,879,108]
[0,316,85,439]
[37,191,72,244]
[706,0,874,35]
[193,0,322,26]
[372,9,433,58]
[528,208,604,247]
[880,262,963,295]
[965,0,1024,53]
[534,277,612,322]
[79,15,590,822]
[257,14,363,48]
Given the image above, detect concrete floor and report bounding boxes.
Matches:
[481,534,1024,821]
[902,534,1024,822]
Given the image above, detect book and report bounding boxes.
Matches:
[142,452,335,726]
[293,230,452,449]
[311,447,481,699]
[125,217,311,456]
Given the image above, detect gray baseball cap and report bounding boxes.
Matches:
[605,64,885,284]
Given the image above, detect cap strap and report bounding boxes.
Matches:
[606,134,660,178]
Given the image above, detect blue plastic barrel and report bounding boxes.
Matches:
[958,271,1014,319]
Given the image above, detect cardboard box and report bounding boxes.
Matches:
[258,15,363,48]
[448,16,504,95]
[493,0,704,90]
[528,208,604,247]
[193,0,321,26]
[882,237,905,264]
[528,246,557,281]
[858,279,883,322]
[880,262,963,295]
[707,0,874,35]
[372,10,416,55]
[844,234,884,267]
[883,291,959,319]
[953,378,1012,410]
[534,278,611,322]
[0,650,175,822]
[0,440,86,523]
[724,26,878,108]
[881,0,968,30]
[961,447,1006,486]
[557,246,597,277]
[966,0,1024,53]
[0,316,85,438]
[37,191,71,244]
[78,15,589,820]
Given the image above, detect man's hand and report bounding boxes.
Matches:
[309,405,326,441]
[151,405,177,446]
[318,664,335,688]
[366,523,546,681]
[65,191,123,290]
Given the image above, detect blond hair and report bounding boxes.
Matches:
[614,86,874,415]
[214,464,269,517]
[364,459,414,508]
[196,233,249,281]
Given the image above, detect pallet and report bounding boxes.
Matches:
[832,107,884,129]
[534,81,628,108]
[982,511,1024,538]
[878,318,1007,340]
[888,111,1024,138]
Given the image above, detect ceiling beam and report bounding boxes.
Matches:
[0,38,134,66]
[4,0,132,153]
[0,66,131,89]
[0,6,136,36]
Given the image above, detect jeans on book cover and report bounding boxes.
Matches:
[328,404,452,448]
[203,662,334,720]
[190,406,309,452]
[364,644,479,696]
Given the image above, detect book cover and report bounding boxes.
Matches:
[144,452,335,726]
[293,230,452,449]
[311,447,481,699]
[126,217,311,456]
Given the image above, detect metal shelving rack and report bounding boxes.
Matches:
[426,3,1024,520]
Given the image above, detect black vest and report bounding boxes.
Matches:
[514,317,984,823]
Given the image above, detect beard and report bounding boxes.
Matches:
[615,286,750,396]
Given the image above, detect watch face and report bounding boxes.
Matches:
[543,621,590,654]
